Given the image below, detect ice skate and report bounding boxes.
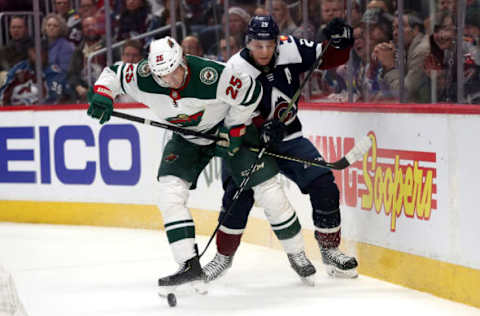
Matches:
[158,255,205,286]
[158,255,207,307]
[202,252,233,282]
[320,247,358,278]
[287,250,316,286]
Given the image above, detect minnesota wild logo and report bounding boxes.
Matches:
[166,110,205,127]
[199,67,218,85]
[137,60,151,77]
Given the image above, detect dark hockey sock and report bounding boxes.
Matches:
[216,230,242,256]
[315,228,341,249]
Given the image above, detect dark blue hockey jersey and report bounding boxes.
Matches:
[0,60,71,105]
[227,35,350,140]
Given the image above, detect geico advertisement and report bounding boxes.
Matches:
[0,109,220,208]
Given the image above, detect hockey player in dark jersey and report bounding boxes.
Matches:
[203,15,358,281]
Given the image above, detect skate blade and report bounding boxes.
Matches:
[301,275,316,287]
[325,265,358,279]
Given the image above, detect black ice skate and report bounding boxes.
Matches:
[320,247,358,278]
[202,252,233,282]
[158,255,204,286]
[287,250,316,285]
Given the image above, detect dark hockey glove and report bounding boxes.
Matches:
[215,124,246,158]
[87,85,114,124]
[323,18,354,50]
[260,120,287,149]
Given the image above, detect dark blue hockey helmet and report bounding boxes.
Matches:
[246,15,279,42]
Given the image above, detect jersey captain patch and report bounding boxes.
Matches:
[199,67,218,85]
[166,110,205,127]
[137,60,151,77]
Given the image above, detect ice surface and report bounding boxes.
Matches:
[0,223,478,316]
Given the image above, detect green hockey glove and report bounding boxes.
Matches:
[87,85,114,124]
[215,124,246,158]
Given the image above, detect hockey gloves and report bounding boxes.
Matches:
[260,119,286,149]
[215,124,246,158]
[323,18,354,50]
[87,85,114,124]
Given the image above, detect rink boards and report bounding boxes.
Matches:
[0,103,479,308]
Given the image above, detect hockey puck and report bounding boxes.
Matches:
[167,293,177,307]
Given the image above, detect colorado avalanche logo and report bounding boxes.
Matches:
[271,88,297,123]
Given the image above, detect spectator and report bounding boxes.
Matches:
[315,0,345,41]
[117,0,161,42]
[54,0,83,45]
[0,16,32,72]
[424,0,457,34]
[373,11,430,102]
[121,39,144,63]
[68,16,106,102]
[42,13,76,74]
[253,6,268,16]
[225,6,250,48]
[218,35,241,62]
[465,9,480,46]
[0,41,72,105]
[419,11,480,103]
[79,0,98,19]
[361,7,393,62]
[272,0,298,35]
[181,35,204,57]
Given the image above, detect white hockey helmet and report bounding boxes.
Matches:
[148,36,186,78]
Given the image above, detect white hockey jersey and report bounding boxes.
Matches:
[94,55,263,145]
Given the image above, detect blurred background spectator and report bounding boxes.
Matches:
[53,0,83,45]
[181,35,204,57]
[120,39,144,63]
[117,0,161,43]
[68,16,106,102]
[42,13,76,75]
[79,0,99,19]
[373,11,429,102]
[271,0,298,35]
[419,11,480,103]
[0,40,72,105]
[0,16,33,80]
[218,35,241,62]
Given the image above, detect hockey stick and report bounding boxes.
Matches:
[279,40,331,122]
[110,109,372,170]
[198,134,372,257]
[199,147,267,258]
[110,110,220,141]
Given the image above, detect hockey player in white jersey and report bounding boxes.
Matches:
[203,16,358,282]
[87,36,312,287]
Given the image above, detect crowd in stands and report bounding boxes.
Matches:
[0,0,479,106]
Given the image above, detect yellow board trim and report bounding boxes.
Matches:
[1,200,479,309]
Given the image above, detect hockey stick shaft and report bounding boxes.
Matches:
[199,147,267,258]
[111,110,370,170]
[279,40,331,122]
[110,110,221,142]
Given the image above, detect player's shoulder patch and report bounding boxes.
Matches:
[199,66,218,85]
[137,59,151,78]
[277,36,302,65]
[279,35,292,43]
